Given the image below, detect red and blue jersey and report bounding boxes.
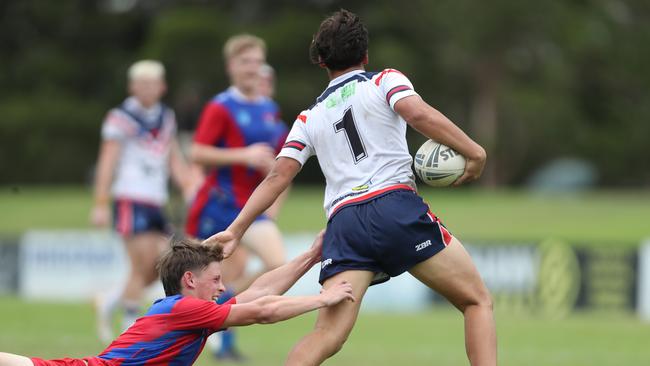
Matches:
[97,295,234,366]
[186,87,288,237]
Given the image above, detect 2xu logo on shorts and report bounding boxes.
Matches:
[415,239,432,252]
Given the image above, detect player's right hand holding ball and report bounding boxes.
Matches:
[453,146,487,186]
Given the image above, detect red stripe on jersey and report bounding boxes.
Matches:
[193,102,255,211]
[99,316,168,354]
[140,333,202,366]
[231,165,259,208]
[385,85,412,105]
[297,114,307,123]
[214,110,253,209]
[374,68,403,86]
[275,130,289,154]
[186,173,217,237]
[283,141,306,151]
[329,184,415,218]
[193,103,230,145]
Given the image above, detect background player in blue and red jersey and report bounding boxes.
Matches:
[186,34,288,360]
[0,232,355,366]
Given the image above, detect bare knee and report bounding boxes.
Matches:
[314,326,350,357]
[457,287,494,314]
[128,268,147,284]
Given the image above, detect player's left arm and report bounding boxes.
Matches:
[394,95,487,185]
[264,184,291,220]
[203,157,301,256]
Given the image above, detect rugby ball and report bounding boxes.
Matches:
[414,140,466,187]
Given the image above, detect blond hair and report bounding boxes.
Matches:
[223,34,266,61]
[128,60,165,81]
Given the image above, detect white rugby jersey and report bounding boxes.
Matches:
[101,97,176,206]
[278,69,420,218]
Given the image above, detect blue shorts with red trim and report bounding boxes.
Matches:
[188,196,270,240]
[320,189,453,286]
[112,199,168,237]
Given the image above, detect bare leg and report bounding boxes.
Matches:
[121,232,166,329]
[242,220,286,270]
[285,271,374,366]
[220,247,250,286]
[230,220,286,292]
[144,234,169,286]
[214,221,286,360]
[0,353,34,366]
[409,237,497,366]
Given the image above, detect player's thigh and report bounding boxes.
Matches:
[408,237,491,311]
[241,220,285,269]
[313,271,374,340]
[125,232,165,270]
[0,353,34,366]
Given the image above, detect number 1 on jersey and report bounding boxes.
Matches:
[334,108,368,164]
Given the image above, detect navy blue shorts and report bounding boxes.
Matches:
[320,189,453,286]
[112,199,169,237]
[190,196,270,240]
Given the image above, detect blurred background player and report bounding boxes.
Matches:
[207,9,496,366]
[185,35,289,361]
[0,233,355,366]
[257,63,276,99]
[90,60,192,343]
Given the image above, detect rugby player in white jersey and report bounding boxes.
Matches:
[205,10,496,366]
[90,60,192,342]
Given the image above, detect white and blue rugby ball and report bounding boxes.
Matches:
[414,140,466,187]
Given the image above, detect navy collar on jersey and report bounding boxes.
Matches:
[119,97,167,133]
[310,70,378,109]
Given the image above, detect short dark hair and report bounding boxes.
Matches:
[157,238,224,296]
[310,9,368,71]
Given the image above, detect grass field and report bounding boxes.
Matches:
[1,185,650,365]
[1,185,650,244]
[0,296,649,366]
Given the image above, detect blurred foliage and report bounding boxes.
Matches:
[1,0,649,185]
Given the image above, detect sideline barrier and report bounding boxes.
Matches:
[638,240,650,321]
[1,230,647,315]
[0,237,19,294]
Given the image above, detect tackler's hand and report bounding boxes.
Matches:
[308,229,326,265]
[203,230,240,258]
